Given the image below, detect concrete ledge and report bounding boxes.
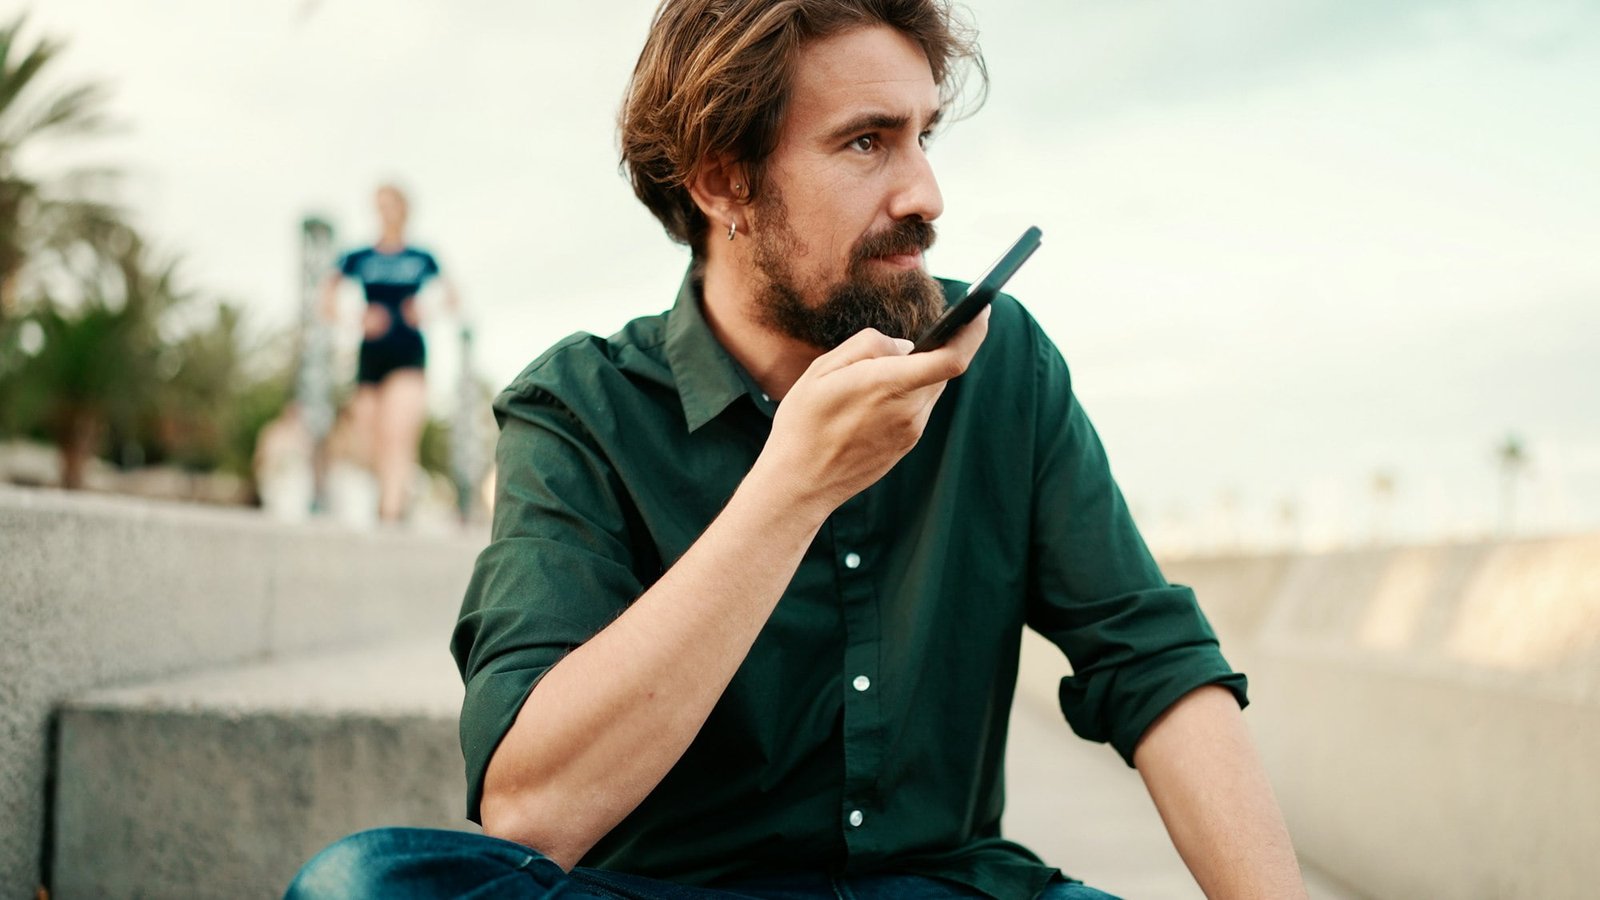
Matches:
[0,486,483,900]
[1241,534,1600,900]
[1248,643,1598,900]
[52,640,472,900]
[12,484,1599,899]
[1021,533,1600,900]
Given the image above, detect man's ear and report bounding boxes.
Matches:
[686,156,749,239]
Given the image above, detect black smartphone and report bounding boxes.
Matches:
[911,226,1042,353]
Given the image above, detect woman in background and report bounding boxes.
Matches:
[321,184,459,523]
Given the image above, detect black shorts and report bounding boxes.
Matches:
[357,325,425,385]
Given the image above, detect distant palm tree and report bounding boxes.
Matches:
[0,15,285,493]
[4,234,188,487]
[1370,469,1396,545]
[0,14,122,317]
[1496,434,1528,536]
[1276,497,1300,553]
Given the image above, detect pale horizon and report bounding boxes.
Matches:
[22,0,1600,553]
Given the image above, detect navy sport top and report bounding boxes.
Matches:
[338,246,441,309]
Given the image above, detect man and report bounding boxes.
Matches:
[288,1,1307,897]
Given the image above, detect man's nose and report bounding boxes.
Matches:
[888,146,944,224]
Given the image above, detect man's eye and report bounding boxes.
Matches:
[918,130,933,149]
[849,135,877,153]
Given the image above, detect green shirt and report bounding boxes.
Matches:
[452,273,1247,899]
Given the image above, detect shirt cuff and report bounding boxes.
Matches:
[1057,644,1249,767]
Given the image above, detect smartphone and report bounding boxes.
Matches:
[911,226,1042,353]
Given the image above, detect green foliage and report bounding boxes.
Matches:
[419,416,452,476]
[0,14,297,489]
[0,14,121,313]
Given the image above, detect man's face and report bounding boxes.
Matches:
[747,25,947,349]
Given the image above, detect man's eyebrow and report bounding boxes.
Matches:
[822,107,944,144]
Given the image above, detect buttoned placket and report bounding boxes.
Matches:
[831,488,883,861]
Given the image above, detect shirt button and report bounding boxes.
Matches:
[848,809,864,827]
[844,552,861,569]
[761,392,770,402]
[852,675,871,692]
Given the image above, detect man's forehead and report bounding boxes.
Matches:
[787,25,942,134]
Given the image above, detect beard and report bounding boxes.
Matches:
[749,190,946,350]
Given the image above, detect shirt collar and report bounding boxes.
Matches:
[664,269,758,433]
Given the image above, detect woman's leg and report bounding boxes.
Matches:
[346,386,380,471]
[375,368,427,521]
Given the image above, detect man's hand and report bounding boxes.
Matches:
[756,306,990,518]
[479,307,988,868]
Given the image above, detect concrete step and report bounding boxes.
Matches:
[52,631,1363,900]
[52,639,474,900]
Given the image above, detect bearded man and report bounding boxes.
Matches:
[288,1,1307,898]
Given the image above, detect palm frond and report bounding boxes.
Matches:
[0,21,62,124]
[8,82,114,146]
[0,17,113,154]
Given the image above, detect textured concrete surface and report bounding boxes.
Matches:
[49,635,1359,900]
[0,486,482,900]
[12,485,1600,899]
[52,640,473,900]
[1243,645,1600,900]
[1140,536,1600,899]
[1002,661,1362,899]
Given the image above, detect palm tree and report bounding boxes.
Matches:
[1370,469,1396,545]
[0,14,121,318]
[2,233,188,487]
[0,16,286,494]
[1496,433,1528,537]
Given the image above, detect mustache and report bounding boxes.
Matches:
[851,219,937,265]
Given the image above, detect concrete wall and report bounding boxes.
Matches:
[8,485,1600,899]
[51,640,470,900]
[0,486,483,900]
[1016,536,1600,899]
[1169,537,1600,899]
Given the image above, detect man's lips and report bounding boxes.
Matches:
[870,251,924,270]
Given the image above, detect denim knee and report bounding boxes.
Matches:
[287,828,404,900]
[284,826,557,900]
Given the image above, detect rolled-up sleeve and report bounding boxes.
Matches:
[1022,327,1247,766]
[451,384,644,822]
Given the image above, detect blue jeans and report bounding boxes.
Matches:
[285,828,1124,900]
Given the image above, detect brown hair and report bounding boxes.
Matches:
[619,0,985,256]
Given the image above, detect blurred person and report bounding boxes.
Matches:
[320,184,460,523]
[289,2,1306,899]
[321,400,380,529]
[252,403,314,522]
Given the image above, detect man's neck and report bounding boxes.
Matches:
[698,253,822,402]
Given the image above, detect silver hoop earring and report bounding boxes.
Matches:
[727,220,737,241]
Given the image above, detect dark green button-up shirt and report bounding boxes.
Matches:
[452,273,1247,899]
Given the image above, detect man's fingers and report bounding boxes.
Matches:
[807,328,910,377]
[942,305,991,360]
[892,306,992,390]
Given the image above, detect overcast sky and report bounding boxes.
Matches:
[23,0,1600,551]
